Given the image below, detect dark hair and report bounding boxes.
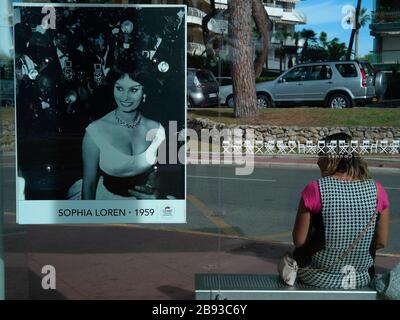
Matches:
[106,60,149,89]
[322,132,370,180]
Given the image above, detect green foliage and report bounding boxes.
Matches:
[358,8,370,27]
[359,53,373,62]
[326,38,347,61]
[188,54,231,77]
[300,30,348,62]
[274,30,292,43]
[300,29,317,42]
[319,31,328,48]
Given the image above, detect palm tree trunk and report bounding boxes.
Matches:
[229,0,258,117]
[355,29,359,59]
[347,0,362,60]
[301,40,308,63]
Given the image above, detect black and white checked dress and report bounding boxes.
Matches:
[298,176,378,288]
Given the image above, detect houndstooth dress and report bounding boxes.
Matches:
[298,176,378,288]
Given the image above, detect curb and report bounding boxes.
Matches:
[187,152,400,169]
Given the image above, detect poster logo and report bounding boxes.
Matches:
[162,206,174,217]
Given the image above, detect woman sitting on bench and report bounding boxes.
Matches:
[292,133,390,288]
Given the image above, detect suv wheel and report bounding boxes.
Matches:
[328,94,352,109]
[257,93,271,109]
[187,98,193,108]
[226,95,234,108]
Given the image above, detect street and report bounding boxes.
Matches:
[2,158,400,254]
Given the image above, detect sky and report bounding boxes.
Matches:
[296,0,374,57]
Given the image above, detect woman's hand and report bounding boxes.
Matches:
[128,169,159,199]
[376,208,390,250]
[128,184,159,200]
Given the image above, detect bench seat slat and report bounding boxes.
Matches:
[195,274,378,300]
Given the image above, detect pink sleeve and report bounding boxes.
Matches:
[301,181,322,214]
[376,181,390,213]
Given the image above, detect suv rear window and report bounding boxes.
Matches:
[308,65,332,80]
[360,62,374,77]
[335,64,358,77]
[196,70,216,83]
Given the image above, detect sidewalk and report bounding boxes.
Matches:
[4,224,400,299]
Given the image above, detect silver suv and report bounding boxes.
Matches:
[225,61,387,109]
[256,61,387,109]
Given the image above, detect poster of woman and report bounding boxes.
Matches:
[14,3,186,224]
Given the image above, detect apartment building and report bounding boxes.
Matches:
[187,0,306,72]
[370,0,400,70]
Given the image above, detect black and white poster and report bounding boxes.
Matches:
[14,3,186,224]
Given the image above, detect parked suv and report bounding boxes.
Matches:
[224,61,387,109]
[187,68,219,108]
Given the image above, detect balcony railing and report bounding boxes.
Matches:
[188,7,206,20]
[188,7,228,34]
[370,50,400,65]
[371,11,400,24]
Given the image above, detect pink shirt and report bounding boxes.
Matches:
[301,180,389,215]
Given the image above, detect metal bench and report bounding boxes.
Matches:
[195,274,378,300]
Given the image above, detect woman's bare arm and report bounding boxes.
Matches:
[292,198,311,247]
[376,208,390,250]
[82,132,99,200]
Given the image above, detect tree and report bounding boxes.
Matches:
[201,0,269,80]
[359,53,373,62]
[274,30,291,73]
[229,0,258,118]
[355,8,370,59]
[299,30,347,62]
[252,0,271,78]
[201,0,219,67]
[346,0,362,60]
[292,31,301,65]
[300,29,317,63]
[326,38,347,61]
[319,31,328,49]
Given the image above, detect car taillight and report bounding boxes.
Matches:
[358,63,367,87]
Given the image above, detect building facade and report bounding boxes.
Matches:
[370,0,400,70]
[187,0,306,72]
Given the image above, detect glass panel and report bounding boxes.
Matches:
[195,70,217,83]
[2,0,399,303]
[308,65,332,80]
[283,66,308,81]
[335,63,358,77]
